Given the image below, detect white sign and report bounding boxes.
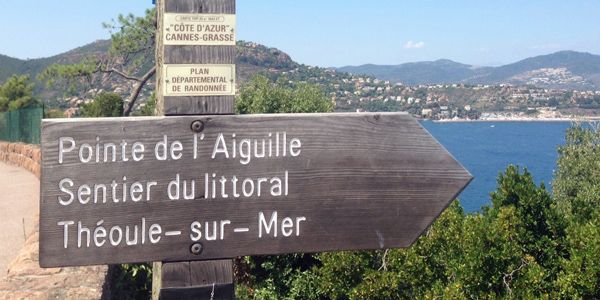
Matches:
[163,13,236,46]
[163,64,236,96]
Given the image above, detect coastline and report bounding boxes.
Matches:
[431,117,600,123]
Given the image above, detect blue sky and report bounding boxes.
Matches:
[0,0,598,67]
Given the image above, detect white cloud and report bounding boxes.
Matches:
[404,40,425,49]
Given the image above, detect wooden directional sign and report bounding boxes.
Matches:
[39,112,471,268]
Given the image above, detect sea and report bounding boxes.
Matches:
[420,121,573,212]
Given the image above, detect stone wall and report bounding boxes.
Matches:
[0,142,108,299]
[0,142,41,178]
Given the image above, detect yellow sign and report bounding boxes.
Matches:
[163,13,236,46]
[163,64,236,96]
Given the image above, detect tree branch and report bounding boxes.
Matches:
[503,258,529,298]
[378,249,390,271]
[100,68,143,82]
[123,66,156,116]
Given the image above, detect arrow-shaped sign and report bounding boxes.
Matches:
[39,113,471,267]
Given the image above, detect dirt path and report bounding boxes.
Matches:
[0,162,39,276]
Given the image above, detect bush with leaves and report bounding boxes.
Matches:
[236,75,333,114]
[107,263,152,299]
[80,92,124,117]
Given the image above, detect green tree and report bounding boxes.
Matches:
[553,124,600,223]
[555,211,600,298]
[489,167,566,281]
[236,75,333,114]
[0,75,38,112]
[80,92,124,117]
[552,124,600,298]
[40,9,156,116]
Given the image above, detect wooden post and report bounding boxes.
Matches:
[153,0,236,299]
[157,261,235,299]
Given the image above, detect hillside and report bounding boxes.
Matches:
[2,40,600,119]
[0,40,111,83]
[338,51,600,90]
[0,54,27,81]
[0,39,297,86]
[4,41,600,97]
[338,59,484,86]
[471,51,600,89]
[0,40,299,110]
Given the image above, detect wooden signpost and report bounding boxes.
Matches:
[39,0,472,299]
[155,0,237,298]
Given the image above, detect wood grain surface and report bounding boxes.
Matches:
[39,112,472,267]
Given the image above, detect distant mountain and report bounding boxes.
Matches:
[338,51,600,89]
[338,59,485,86]
[471,51,600,88]
[0,54,25,81]
[0,40,299,109]
[0,39,297,85]
[0,40,111,83]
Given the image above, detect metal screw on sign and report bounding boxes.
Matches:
[190,243,203,255]
[191,120,204,133]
